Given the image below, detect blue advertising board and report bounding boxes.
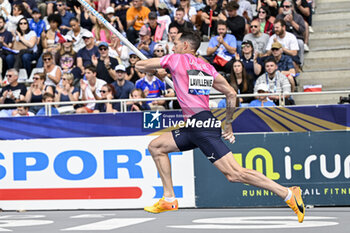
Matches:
[194,131,350,207]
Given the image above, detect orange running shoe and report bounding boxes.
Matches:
[286,186,305,223]
[144,197,178,213]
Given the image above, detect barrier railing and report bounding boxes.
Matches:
[1,90,350,116]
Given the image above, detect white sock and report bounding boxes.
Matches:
[284,188,292,202]
[164,196,175,202]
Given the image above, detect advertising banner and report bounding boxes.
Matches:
[0,136,195,210]
[194,131,350,207]
[0,105,348,140]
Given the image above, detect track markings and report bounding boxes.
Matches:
[61,218,155,231]
[168,216,339,229]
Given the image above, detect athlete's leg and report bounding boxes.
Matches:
[213,152,288,199]
[148,132,180,198]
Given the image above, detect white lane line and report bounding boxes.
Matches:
[0,220,53,232]
[70,214,116,218]
[61,218,155,231]
[168,216,339,229]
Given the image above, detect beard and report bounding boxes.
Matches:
[283,9,292,15]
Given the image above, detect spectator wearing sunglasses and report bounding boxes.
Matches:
[93,84,120,113]
[92,42,120,84]
[257,0,278,17]
[43,52,62,91]
[256,6,274,36]
[153,43,167,58]
[243,19,269,55]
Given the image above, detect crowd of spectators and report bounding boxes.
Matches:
[0,0,315,116]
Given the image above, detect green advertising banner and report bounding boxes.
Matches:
[194,131,350,207]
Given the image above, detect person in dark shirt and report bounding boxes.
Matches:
[200,0,222,38]
[92,42,119,84]
[112,64,135,99]
[93,84,120,113]
[0,69,27,117]
[0,16,13,76]
[76,30,99,76]
[168,7,194,32]
[219,1,246,54]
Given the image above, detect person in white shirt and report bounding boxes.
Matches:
[76,65,107,113]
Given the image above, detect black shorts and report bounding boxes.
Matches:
[171,111,231,163]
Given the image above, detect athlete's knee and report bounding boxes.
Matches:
[148,139,166,157]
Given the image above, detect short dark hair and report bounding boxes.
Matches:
[47,13,62,26]
[0,16,5,23]
[176,7,185,13]
[17,100,28,109]
[69,17,79,23]
[43,92,55,101]
[226,1,239,11]
[179,29,201,52]
[274,18,286,27]
[264,57,277,66]
[85,65,97,73]
[217,20,227,27]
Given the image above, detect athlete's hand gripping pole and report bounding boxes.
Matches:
[77,0,174,89]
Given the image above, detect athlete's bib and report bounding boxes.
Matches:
[187,70,214,95]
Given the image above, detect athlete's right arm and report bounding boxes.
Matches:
[135,58,162,74]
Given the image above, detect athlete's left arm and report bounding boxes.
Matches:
[135,58,162,74]
[213,73,237,143]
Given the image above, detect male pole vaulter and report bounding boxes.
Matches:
[136,30,305,223]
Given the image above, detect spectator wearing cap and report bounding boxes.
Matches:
[126,0,150,44]
[254,57,293,105]
[92,42,120,84]
[168,7,194,32]
[56,35,77,74]
[238,40,263,81]
[0,0,11,21]
[157,1,176,19]
[56,0,75,34]
[264,19,300,71]
[206,20,236,74]
[143,11,167,42]
[67,17,90,52]
[29,8,46,38]
[136,25,157,59]
[76,30,99,76]
[126,52,144,83]
[243,19,269,56]
[105,7,125,35]
[218,1,245,55]
[157,3,171,34]
[56,35,79,74]
[112,64,135,99]
[268,41,296,91]
[249,83,276,107]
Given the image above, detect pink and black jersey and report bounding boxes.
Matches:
[160,53,219,119]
